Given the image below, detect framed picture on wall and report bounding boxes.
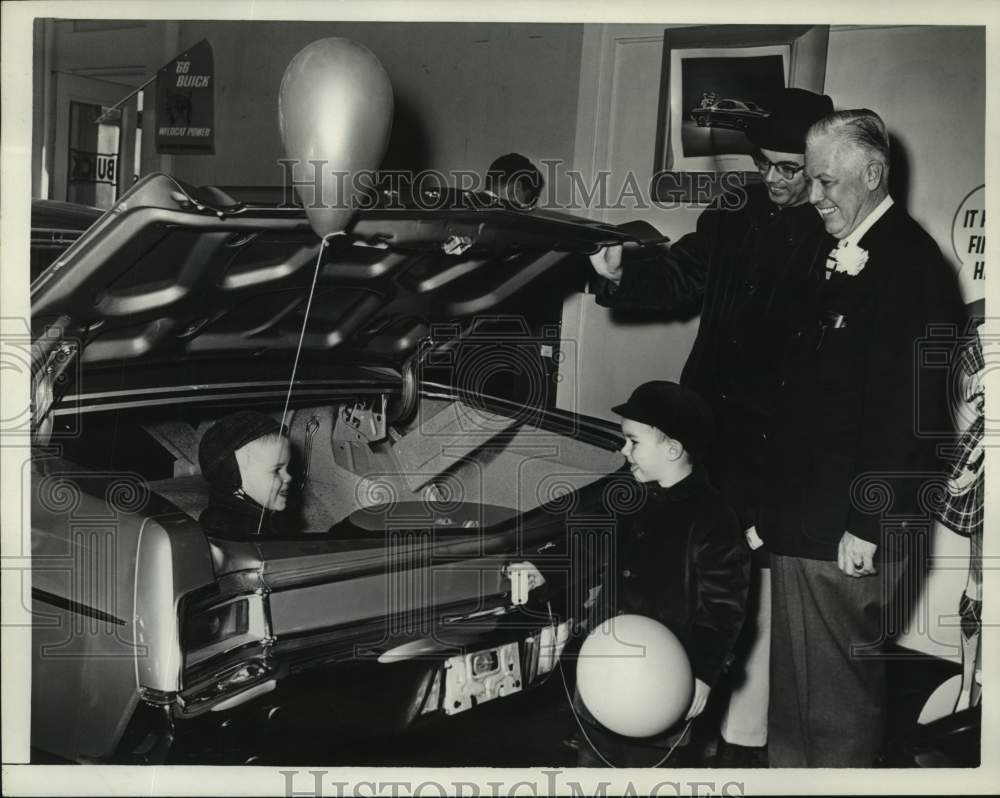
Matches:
[652,25,829,202]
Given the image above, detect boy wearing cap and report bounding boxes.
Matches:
[198,410,294,536]
[574,381,750,767]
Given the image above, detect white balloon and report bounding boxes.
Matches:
[576,614,694,738]
[278,38,394,238]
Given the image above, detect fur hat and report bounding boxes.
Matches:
[746,88,834,154]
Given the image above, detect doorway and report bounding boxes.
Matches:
[51,73,140,209]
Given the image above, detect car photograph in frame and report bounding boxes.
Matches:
[652,24,829,202]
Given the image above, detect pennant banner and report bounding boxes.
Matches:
[156,39,215,155]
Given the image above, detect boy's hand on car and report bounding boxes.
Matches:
[685,678,711,720]
[504,561,546,606]
[589,244,624,283]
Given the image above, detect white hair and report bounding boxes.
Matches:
[808,109,891,175]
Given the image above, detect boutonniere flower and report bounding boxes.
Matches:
[830,243,869,277]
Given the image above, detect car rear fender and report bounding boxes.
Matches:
[133,513,217,695]
[30,469,214,761]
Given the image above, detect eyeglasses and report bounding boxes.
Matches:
[752,151,805,181]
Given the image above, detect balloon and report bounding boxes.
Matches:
[278,38,394,238]
[575,614,693,738]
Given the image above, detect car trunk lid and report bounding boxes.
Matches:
[30,172,656,421]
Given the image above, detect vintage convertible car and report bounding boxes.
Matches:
[28,172,664,764]
[690,98,769,130]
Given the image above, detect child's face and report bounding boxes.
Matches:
[620,418,671,484]
[234,435,292,511]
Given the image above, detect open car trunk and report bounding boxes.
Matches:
[144,392,623,631]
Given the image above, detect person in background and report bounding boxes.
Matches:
[588,88,835,765]
[442,152,545,257]
[485,152,545,209]
[936,311,984,714]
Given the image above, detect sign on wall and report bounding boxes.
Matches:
[155,39,215,155]
[951,185,985,304]
[68,148,117,186]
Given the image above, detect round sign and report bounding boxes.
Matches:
[951,185,985,303]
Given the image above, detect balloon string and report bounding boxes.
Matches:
[548,602,693,769]
[257,233,335,535]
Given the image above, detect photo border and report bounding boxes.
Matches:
[2,3,997,797]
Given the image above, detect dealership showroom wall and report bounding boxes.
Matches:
[32,19,984,663]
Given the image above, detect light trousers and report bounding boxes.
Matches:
[720,566,771,747]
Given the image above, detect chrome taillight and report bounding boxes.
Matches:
[178,590,275,713]
[217,661,268,689]
[182,593,269,668]
[184,599,250,650]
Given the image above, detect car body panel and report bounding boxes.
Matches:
[30,464,212,760]
[133,513,217,693]
[265,554,508,637]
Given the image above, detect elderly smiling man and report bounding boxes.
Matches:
[757,109,965,767]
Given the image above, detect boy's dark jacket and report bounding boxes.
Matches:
[613,468,750,686]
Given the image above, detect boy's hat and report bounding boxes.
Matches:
[612,381,714,462]
[745,88,834,154]
[199,411,284,491]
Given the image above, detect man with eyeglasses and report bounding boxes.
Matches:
[588,87,834,766]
